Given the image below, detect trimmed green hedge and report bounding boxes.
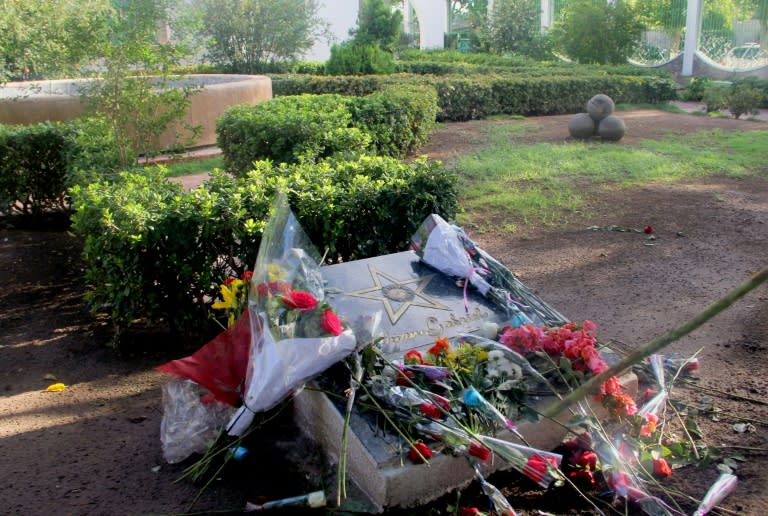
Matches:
[217,85,438,174]
[0,117,121,217]
[270,73,678,121]
[216,94,366,173]
[348,84,438,158]
[70,156,457,343]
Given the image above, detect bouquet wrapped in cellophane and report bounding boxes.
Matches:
[226,194,357,436]
[411,214,568,328]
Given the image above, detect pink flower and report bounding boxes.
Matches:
[280,290,318,311]
[643,387,657,401]
[640,413,658,437]
[319,309,343,336]
[408,441,432,464]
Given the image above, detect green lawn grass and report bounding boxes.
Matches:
[148,155,223,177]
[456,123,768,231]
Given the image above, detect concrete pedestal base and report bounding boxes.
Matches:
[294,365,637,512]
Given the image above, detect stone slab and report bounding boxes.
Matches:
[320,250,510,357]
[294,250,637,511]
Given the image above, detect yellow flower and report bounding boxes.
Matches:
[268,263,288,282]
[212,279,243,310]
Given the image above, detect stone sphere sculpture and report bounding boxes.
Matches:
[597,115,626,141]
[567,112,596,139]
[587,93,615,122]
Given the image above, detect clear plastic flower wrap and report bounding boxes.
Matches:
[411,214,569,328]
[226,194,357,436]
[159,379,234,463]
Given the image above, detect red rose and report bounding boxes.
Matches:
[653,458,672,478]
[644,225,653,234]
[241,270,253,281]
[404,350,423,365]
[280,290,318,311]
[573,450,598,470]
[419,403,442,419]
[523,454,557,485]
[408,441,432,464]
[459,508,481,516]
[320,309,343,336]
[468,441,491,462]
[224,277,236,285]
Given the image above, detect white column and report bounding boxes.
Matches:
[410,0,447,50]
[682,0,704,76]
[540,0,554,31]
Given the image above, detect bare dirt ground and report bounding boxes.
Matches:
[1,110,767,515]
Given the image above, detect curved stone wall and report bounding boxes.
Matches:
[0,74,272,149]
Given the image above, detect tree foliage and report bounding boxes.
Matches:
[0,0,108,81]
[351,0,403,51]
[486,0,552,59]
[81,0,199,167]
[194,0,327,72]
[551,0,643,65]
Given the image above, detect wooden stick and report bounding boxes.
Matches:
[544,266,768,418]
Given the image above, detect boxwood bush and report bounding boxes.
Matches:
[70,156,457,344]
[270,72,677,122]
[216,94,369,172]
[217,85,439,174]
[0,117,122,217]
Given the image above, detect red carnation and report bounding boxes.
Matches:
[468,441,491,462]
[320,309,343,336]
[653,458,672,478]
[408,441,432,464]
[280,290,318,312]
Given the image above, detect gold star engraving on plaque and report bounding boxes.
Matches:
[346,265,451,324]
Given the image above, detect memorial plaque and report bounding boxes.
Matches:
[321,250,507,357]
[294,250,637,511]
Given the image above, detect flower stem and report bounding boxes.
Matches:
[544,266,768,418]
